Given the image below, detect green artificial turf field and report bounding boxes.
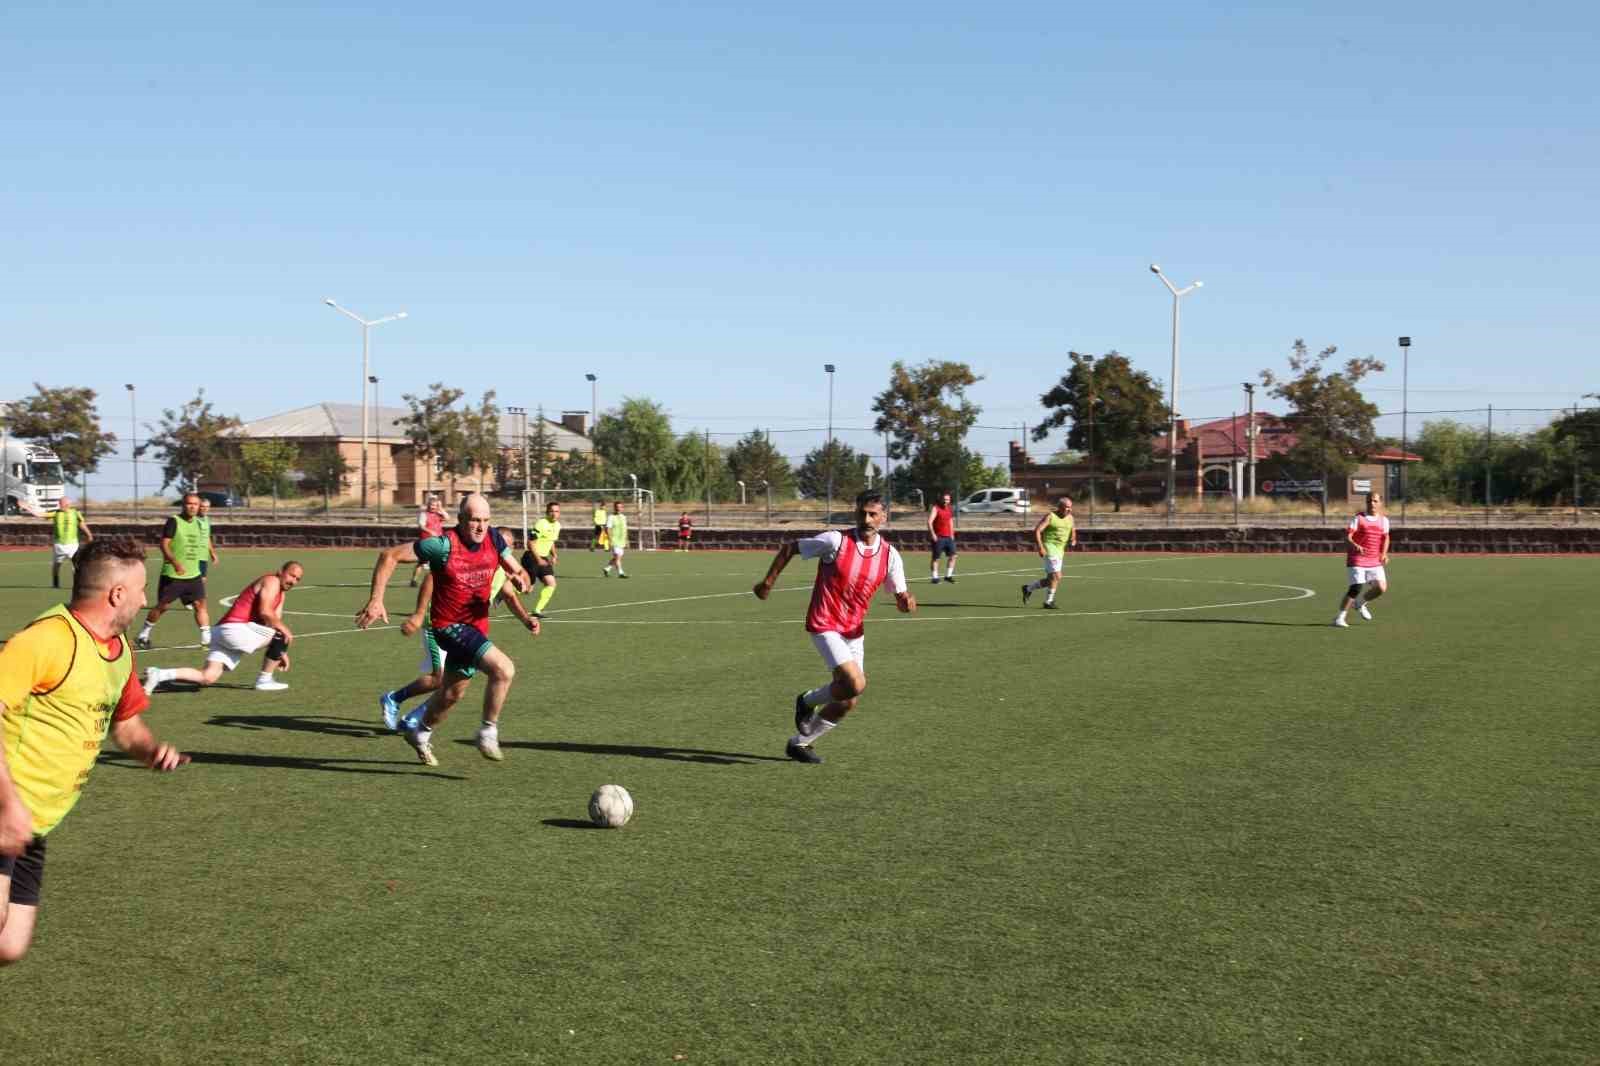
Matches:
[0,545,1595,1065]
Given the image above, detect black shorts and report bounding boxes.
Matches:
[594,524,606,537]
[931,536,957,559]
[157,574,206,607]
[0,835,46,907]
[520,551,556,581]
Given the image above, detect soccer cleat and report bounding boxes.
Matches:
[1042,601,1059,610]
[1357,604,1373,621]
[1021,583,1033,605]
[476,728,504,762]
[618,572,629,579]
[135,633,152,650]
[1332,616,1349,628]
[930,576,940,584]
[794,693,814,737]
[785,738,823,764]
[403,726,438,766]
[255,679,289,691]
[944,576,955,584]
[144,666,162,693]
[602,568,610,577]
[379,691,401,731]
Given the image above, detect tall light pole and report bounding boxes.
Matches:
[1241,381,1255,500]
[508,405,530,538]
[585,373,598,477]
[369,375,383,516]
[325,299,407,508]
[125,383,138,516]
[1398,336,1411,524]
[824,363,836,522]
[1150,265,1202,521]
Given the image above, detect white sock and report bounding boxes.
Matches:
[803,684,832,708]
[199,626,212,643]
[415,727,433,745]
[138,623,153,639]
[946,562,955,577]
[1336,609,1348,620]
[792,716,838,747]
[479,721,497,736]
[1045,589,1056,604]
[152,668,173,685]
[1028,580,1043,592]
[257,671,273,685]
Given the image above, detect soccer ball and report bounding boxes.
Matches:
[588,784,634,828]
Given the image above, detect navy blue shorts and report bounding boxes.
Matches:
[430,623,494,679]
[0,835,45,906]
[931,536,956,559]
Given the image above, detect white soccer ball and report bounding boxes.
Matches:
[588,784,634,828]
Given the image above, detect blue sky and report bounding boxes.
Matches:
[4,1,1596,486]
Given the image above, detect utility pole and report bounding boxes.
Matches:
[1242,381,1256,500]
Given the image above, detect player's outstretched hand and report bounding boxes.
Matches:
[0,797,34,858]
[896,591,917,614]
[752,581,771,601]
[355,599,388,629]
[277,653,291,672]
[145,744,190,772]
[525,616,541,635]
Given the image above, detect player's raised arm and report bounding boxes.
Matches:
[753,540,799,600]
[356,542,418,628]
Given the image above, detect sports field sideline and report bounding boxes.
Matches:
[1,547,1595,1065]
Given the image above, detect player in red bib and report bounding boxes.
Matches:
[927,491,957,583]
[752,491,916,764]
[144,562,303,692]
[677,511,693,552]
[356,494,533,766]
[1333,492,1392,628]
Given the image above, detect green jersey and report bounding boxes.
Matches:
[530,518,561,558]
[51,509,82,545]
[196,515,213,557]
[592,507,608,526]
[161,514,206,579]
[606,513,628,547]
[1040,512,1075,558]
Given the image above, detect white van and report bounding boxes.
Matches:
[957,487,1030,514]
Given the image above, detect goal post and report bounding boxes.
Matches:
[519,487,659,551]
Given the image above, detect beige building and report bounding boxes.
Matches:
[214,403,593,507]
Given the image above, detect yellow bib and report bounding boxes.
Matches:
[3,606,133,835]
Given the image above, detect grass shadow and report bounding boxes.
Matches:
[204,713,388,738]
[98,750,466,779]
[463,739,787,765]
[1136,618,1330,628]
[917,602,1025,610]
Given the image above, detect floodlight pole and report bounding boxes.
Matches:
[1242,382,1256,500]
[369,375,382,518]
[585,373,598,477]
[126,384,138,516]
[1398,337,1411,524]
[325,299,407,508]
[824,363,836,523]
[1150,266,1202,523]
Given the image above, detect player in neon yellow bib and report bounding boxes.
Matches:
[601,500,629,578]
[521,502,562,616]
[1022,496,1078,609]
[48,497,93,589]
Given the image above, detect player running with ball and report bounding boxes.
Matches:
[356,494,533,766]
[1332,492,1391,628]
[752,491,916,765]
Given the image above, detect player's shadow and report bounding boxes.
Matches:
[97,750,466,780]
[1136,618,1329,628]
[152,682,259,693]
[462,739,786,765]
[204,713,388,738]
[917,602,1025,610]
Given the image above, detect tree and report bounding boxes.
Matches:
[891,438,1005,503]
[667,431,737,503]
[525,407,559,487]
[591,398,676,491]
[796,440,874,502]
[137,389,243,492]
[236,439,299,498]
[1407,420,1480,502]
[2,384,119,495]
[461,390,502,492]
[299,445,352,511]
[396,384,468,499]
[726,429,795,499]
[872,361,983,496]
[1031,351,1168,510]
[1260,340,1385,514]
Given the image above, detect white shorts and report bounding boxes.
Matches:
[206,621,277,671]
[52,542,79,563]
[1042,554,1064,575]
[811,631,865,672]
[1348,565,1387,586]
[418,627,446,675]
[610,544,626,559]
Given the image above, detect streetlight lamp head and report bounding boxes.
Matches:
[125,383,135,391]
[585,373,597,382]
[396,312,408,319]
[1149,264,1162,274]
[1398,336,1411,347]
[824,363,836,373]
[324,298,337,306]
[1193,281,1204,289]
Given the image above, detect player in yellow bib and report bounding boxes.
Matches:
[601,501,630,578]
[0,538,188,965]
[1022,496,1078,610]
[48,497,93,589]
[521,502,562,616]
[591,502,608,551]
